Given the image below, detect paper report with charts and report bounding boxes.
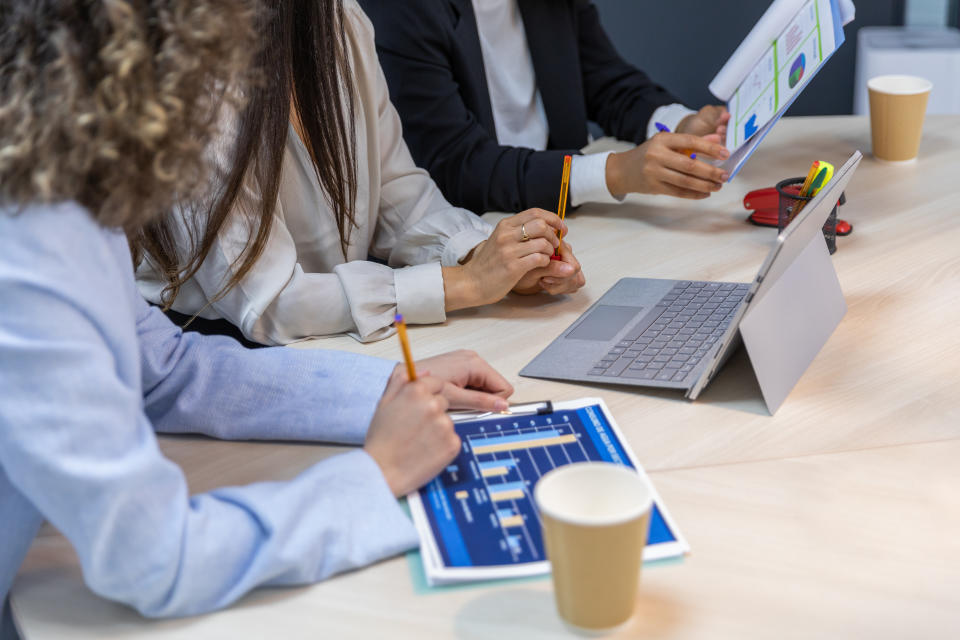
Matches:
[406,398,689,587]
[713,0,856,178]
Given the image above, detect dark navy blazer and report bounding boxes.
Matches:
[359,0,683,213]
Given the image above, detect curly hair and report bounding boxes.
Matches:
[0,0,258,230]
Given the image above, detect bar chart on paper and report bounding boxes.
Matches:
[414,401,683,577]
[725,0,843,156]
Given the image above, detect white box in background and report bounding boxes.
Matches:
[853,27,960,115]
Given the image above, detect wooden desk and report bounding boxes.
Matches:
[11,116,960,638]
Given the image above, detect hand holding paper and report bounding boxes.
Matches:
[606,133,730,200]
[676,105,731,143]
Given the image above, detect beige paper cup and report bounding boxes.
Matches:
[535,463,652,634]
[867,75,932,163]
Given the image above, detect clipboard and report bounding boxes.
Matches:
[406,397,690,587]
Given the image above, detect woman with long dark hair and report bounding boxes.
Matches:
[0,1,513,632]
[136,0,586,345]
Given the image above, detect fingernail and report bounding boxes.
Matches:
[721,150,730,159]
[721,173,730,181]
[494,399,509,412]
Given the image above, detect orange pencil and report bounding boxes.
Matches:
[394,314,416,381]
[798,161,820,197]
[553,155,572,259]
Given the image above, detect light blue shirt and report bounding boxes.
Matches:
[0,203,419,627]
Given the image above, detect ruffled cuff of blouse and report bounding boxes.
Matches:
[394,262,446,325]
[441,225,492,267]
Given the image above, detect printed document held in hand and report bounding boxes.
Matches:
[712,0,856,179]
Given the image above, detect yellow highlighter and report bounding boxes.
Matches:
[796,161,834,215]
[805,161,835,197]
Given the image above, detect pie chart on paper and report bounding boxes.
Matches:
[789,53,806,89]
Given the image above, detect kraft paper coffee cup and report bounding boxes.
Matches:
[867,75,932,163]
[535,463,652,633]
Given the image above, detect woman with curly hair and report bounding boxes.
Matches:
[135,0,586,346]
[0,1,513,632]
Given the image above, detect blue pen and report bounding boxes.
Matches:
[654,122,696,160]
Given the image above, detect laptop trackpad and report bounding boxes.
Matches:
[566,305,642,341]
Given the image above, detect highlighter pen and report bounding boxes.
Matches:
[796,161,835,216]
[394,314,417,381]
[654,122,696,159]
[807,162,835,196]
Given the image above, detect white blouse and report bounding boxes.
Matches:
[137,0,492,344]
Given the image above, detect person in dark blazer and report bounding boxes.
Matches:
[358,0,732,214]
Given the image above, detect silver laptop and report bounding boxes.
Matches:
[521,152,862,414]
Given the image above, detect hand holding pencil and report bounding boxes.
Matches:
[364,370,458,497]
[365,318,515,496]
[509,154,586,295]
[450,208,583,303]
[442,156,584,306]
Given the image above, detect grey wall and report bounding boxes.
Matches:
[592,1,906,116]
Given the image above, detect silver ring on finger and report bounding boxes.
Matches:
[520,223,530,242]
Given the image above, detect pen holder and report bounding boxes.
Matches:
[776,177,838,255]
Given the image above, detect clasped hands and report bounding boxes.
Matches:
[443,209,586,312]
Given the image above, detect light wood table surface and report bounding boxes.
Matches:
[11,115,960,638]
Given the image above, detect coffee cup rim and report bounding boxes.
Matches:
[867,74,933,95]
[534,462,653,527]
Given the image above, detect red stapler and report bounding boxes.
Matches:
[743,186,852,235]
[744,185,797,227]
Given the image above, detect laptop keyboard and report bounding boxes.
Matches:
[588,281,750,383]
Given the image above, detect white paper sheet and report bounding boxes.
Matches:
[727,0,831,151]
[708,0,856,178]
[710,0,856,100]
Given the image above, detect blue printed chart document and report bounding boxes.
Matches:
[710,0,856,179]
[406,398,689,586]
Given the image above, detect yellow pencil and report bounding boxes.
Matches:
[554,155,572,258]
[394,314,416,381]
[798,161,820,197]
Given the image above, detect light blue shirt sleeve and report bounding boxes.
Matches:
[0,203,419,618]
[137,297,396,444]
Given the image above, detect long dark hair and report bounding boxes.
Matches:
[137,0,357,306]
